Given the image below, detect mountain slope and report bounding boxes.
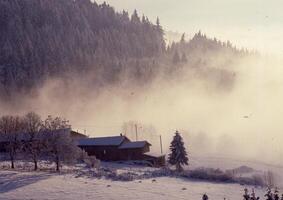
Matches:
[0,0,251,99]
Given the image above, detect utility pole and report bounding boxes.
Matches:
[159,135,163,154]
[135,124,138,141]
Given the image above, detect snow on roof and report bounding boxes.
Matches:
[78,136,127,146]
[118,141,151,149]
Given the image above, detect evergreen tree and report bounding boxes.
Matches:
[142,15,146,24]
[173,50,180,64]
[156,17,160,27]
[264,188,273,200]
[181,53,188,63]
[243,188,250,200]
[131,9,140,23]
[250,188,260,200]
[156,17,164,35]
[274,188,279,200]
[168,130,189,172]
[202,194,209,200]
[180,33,186,43]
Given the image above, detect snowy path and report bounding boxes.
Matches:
[0,170,266,200]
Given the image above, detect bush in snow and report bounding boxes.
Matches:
[84,155,101,169]
[114,172,135,181]
[186,167,234,183]
[236,175,265,187]
[78,149,89,161]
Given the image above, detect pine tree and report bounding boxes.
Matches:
[131,9,140,23]
[142,15,146,24]
[181,53,187,63]
[156,17,164,35]
[202,194,208,200]
[156,17,160,27]
[180,33,186,43]
[264,188,273,200]
[173,50,180,64]
[168,130,188,172]
[243,188,250,200]
[274,188,280,200]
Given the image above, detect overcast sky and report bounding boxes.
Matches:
[96,0,283,55]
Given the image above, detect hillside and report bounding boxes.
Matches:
[0,0,164,96]
[0,0,251,100]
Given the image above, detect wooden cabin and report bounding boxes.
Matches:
[78,136,130,161]
[78,135,152,162]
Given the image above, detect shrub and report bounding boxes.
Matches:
[187,168,235,183]
[236,175,265,187]
[84,155,100,169]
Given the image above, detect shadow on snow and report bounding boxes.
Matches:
[0,171,52,193]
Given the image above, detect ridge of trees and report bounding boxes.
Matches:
[0,0,165,97]
[0,0,252,99]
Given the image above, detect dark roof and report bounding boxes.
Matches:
[78,136,128,146]
[118,141,151,149]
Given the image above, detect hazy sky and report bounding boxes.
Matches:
[96,0,283,54]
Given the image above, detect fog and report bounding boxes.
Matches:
[1,52,283,166]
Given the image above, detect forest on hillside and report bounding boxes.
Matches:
[0,0,253,100]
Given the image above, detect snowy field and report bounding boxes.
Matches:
[0,170,265,200]
[1,156,283,200]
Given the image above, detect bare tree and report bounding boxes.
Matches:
[43,116,79,171]
[0,115,24,169]
[23,112,44,171]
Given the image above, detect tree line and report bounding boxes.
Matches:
[0,112,80,171]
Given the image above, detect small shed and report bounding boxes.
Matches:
[142,152,166,167]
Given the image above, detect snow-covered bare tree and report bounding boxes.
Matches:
[0,115,24,169]
[23,112,44,171]
[168,130,189,172]
[43,116,79,171]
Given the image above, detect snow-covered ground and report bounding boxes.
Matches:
[0,170,265,200]
[1,156,282,200]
